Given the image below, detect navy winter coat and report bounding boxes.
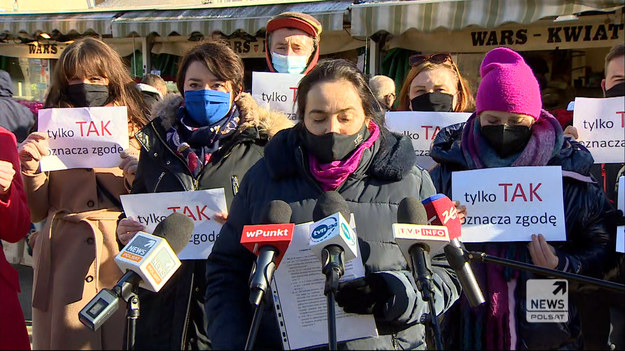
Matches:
[205,124,461,350]
[429,119,614,350]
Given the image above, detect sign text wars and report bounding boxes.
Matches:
[471,23,624,47]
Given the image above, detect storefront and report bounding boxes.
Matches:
[0,11,136,101]
[350,0,625,110]
[109,0,364,89]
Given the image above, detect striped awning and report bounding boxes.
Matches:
[112,0,351,37]
[351,0,625,36]
[0,12,118,37]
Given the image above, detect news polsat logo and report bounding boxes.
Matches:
[310,213,357,247]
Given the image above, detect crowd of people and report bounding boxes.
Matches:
[0,9,623,351]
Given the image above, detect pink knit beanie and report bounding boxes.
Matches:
[476,47,542,120]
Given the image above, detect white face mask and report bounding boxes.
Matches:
[270,52,309,74]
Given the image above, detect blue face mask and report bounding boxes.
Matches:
[270,52,309,74]
[184,89,232,126]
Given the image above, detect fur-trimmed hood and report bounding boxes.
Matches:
[151,92,293,138]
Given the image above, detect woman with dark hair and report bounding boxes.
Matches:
[18,37,148,350]
[205,59,461,349]
[116,40,292,350]
[429,47,613,350]
[398,53,474,113]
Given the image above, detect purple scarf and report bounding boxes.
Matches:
[309,121,380,191]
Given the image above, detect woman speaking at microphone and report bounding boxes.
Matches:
[206,59,461,349]
[429,47,614,350]
[115,41,291,350]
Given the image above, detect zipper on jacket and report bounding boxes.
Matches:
[231,175,240,196]
[153,171,166,192]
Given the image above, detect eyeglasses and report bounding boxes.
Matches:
[409,53,453,67]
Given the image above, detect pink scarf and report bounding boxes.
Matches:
[309,121,380,191]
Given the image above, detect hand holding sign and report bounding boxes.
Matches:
[0,160,16,197]
[18,132,50,174]
[117,216,146,245]
[528,234,559,269]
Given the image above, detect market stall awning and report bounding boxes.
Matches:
[111,0,351,37]
[0,11,119,37]
[351,0,625,36]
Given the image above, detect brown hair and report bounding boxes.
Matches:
[44,37,149,130]
[398,57,474,112]
[141,73,167,95]
[296,59,385,127]
[605,43,625,74]
[176,41,244,97]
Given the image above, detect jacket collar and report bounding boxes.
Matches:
[264,124,417,182]
[150,92,292,138]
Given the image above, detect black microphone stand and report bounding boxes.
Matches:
[464,249,625,293]
[114,271,143,351]
[245,247,278,350]
[410,245,444,351]
[322,245,345,351]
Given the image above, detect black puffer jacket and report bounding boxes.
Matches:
[429,117,614,350]
[130,93,292,350]
[205,124,461,350]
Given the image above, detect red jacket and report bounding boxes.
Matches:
[0,126,31,350]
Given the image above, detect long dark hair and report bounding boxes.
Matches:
[44,37,149,131]
[296,59,385,128]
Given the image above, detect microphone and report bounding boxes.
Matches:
[79,212,194,330]
[240,200,295,306]
[309,191,358,293]
[393,197,449,294]
[422,194,485,307]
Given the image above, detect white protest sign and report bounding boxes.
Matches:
[385,111,471,170]
[120,189,227,260]
[573,96,625,164]
[38,106,129,171]
[618,176,624,253]
[451,166,566,242]
[251,71,304,121]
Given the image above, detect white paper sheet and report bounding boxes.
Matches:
[271,221,378,350]
[120,189,227,260]
[452,166,566,242]
[251,71,304,121]
[385,111,471,170]
[38,106,129,171]
[573,96,625,164]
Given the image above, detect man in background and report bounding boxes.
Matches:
[370,75,396,112]
[137,73,168,118]
[264,12,322,75]
[0,70,35,143]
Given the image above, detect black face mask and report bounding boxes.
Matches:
[302,123,369,163]
[66,83,110,107]
[481,124,532,158]
[605,82,625,98]
[410,92,454,112]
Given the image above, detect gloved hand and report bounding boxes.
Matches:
[335,273,392,317]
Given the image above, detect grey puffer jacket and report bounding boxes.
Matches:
[205,124,461,350]
[130,93,292,350]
